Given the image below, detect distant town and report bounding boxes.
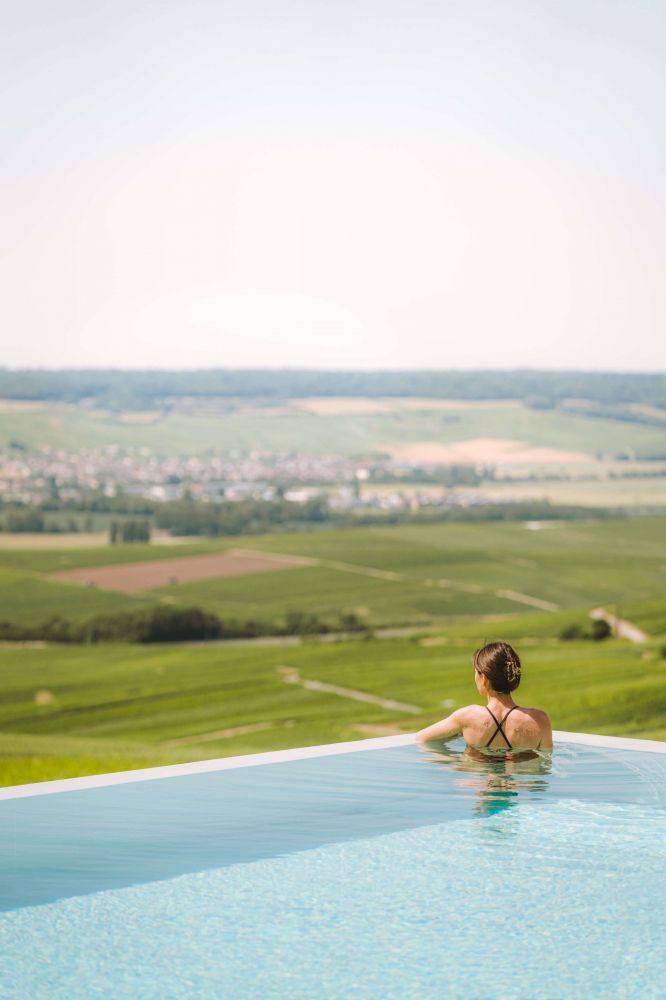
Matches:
[1,369,665,532]
[0,444,492,514]
[4,440,666,540]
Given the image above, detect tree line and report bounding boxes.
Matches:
[154,495,328,536]
[1,368,665,409]
[156,496,619,536]
[0,496,619,536]
[0,605,368,644]
[109,519,150,543]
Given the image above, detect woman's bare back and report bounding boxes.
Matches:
[461,704,552,751]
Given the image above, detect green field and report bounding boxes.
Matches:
[620,598,666,638]
[1,519,665,631]
[0,518,665,631]
[1,633,665,787]
[3,398,666,457]
[1,515,665,787]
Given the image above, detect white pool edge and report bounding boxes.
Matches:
[1,729,665,801]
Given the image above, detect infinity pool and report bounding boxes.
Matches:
[1,732,666,999]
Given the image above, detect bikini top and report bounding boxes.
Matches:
[485,705,519,749]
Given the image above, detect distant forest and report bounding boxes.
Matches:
[0,369,665,409]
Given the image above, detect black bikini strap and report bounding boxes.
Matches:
[485,705,518,749]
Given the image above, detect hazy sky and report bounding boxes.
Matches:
[2,0,665,371]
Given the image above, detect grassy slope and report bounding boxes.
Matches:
[620,598,666,638]
[1,633,665,786]
[151,564,524,625]
[166,518,666,620]
[0,517,664,786]
[3,401,666,456]
[0,518,664,629]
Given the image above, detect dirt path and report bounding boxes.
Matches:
[590,608,648,643]
[495,588,559,612]
[309,555,559,613]
[277,666,422,714]
[163,721,279,746]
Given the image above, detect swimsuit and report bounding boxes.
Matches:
[484,705,519,749]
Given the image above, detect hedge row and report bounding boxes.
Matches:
[0,606,368,644]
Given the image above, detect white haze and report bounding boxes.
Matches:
[1,0,665,371]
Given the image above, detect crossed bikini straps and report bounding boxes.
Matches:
[484,705,519,749]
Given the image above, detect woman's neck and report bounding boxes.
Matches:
[487,692,515,711]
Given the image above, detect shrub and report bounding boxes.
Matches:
[560,619,612,642]
[559,623,585,641]
[590,618,612,641]
[4,507,45,532]
[338,611,367,632]
[284,610,329,635]
[71,606,222,643]
[110,519,151,544]
[137,607,222,643]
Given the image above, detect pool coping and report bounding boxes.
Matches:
[1,729,665,801]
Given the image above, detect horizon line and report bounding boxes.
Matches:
[1,366,665,377]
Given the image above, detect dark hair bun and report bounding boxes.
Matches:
[473,641,522,693]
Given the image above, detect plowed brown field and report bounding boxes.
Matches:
[52,549,313,593]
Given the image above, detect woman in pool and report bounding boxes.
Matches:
[416,641,552,754]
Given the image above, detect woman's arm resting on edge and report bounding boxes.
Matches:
[416,708,466,746]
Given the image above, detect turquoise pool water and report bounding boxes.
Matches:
[2,738,666,998]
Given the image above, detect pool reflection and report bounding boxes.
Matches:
[420,740,552,819]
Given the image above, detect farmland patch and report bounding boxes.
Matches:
[0,399,46,411]
[0,533,108,550]
[384,437,593,466]
[51,549,314,593]
[291,397,522,415]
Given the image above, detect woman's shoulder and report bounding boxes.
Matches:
[517,705,551,724]
[515,706,553,746]
[463,703,550,724]
[459,704,491,721]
